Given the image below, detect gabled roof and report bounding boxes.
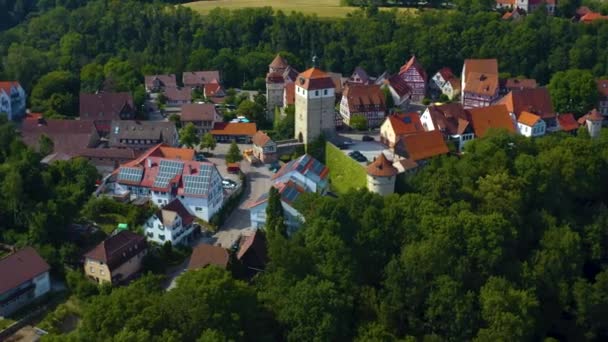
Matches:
[464,72,498,96]
[183,71,221,87]
[20,118,98,154]
[269,54,289,69]
[180,103,219,122]
[367,153,398,177]
[210,122,257,137]
[145,74,177,89]
[350,66,371,84]
[248,180,307,209]
[497,88,555,119]
[0,247,50,295]
[283,66,299,83]
[266,71,285,84]
[109,120,177,147]
[0,81,22,94]
[296,68,336,91]
[272,154,329,182]
[84,231,146,269]
[284,82,296,105]
[468,104,515,137]
[342,84,385,113]
[385,74,412,97]
[518,111,542,127]
[157,199,195,227]
[585,108,604,122]
[163,87,192,102]
[204,80,224,97]
[557,113,579,132]
[399,56,427,81]
[188,244,229,270]
[79,92,134,121]
[437,67,456,81]
[237,230,268,266]
[385,112,423,136]
[463,59,498,78]
[397,131,449,161]
[597,79,608,97]
[252,130,273,147]
[426,103,471,136]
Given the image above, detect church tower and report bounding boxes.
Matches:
[294,60,336,143]
[266,54,289,119]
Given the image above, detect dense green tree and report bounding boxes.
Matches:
[350,114,368,131]
[31,70,79,116]
[80,62,105,93]
[266,186,287,237]
[225,141,243,163]
[179,123,199,148]
[548,69,598,115]
[200,132,217,153]
[38,133,54,156]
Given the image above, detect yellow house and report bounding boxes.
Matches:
[84,230,147,285]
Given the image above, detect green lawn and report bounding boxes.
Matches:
[0,318,15,331]
[325,142,367,194]
[184,0,418,18]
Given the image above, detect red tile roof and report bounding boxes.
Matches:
[79,92,134,121]
[425,103,471,136]
[84,231,146,269]
[497,88,555,119]
[296,68,336,91]
[252,130,273,147]
[386,74,412,97]
[503,78,538,91]
[397,131,449,161]
[386,112,423,136]
[0,247,50,295]
[269,54,289,69]
[342,84,386,113]
[183,71,220,87]
[557,113,579,131]
[204,80,224,97]
[367,153,398,177]
[145,74,176,90]
[399,56,427,81]
[468,104,515,137]
[518,111,542,127]
[164,87,192,102]
[188,244,229,270]
[438,67,455,81]
[284,82,295,105]
[266,71,285,84]
[210,122,257,137]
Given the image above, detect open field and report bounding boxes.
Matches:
[184,0,418,18]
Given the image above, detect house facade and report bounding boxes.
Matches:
[180,103,222,135]
[0,247,51,316]
[349,66,371,85]
[164,87,192,108]
[210,122,257,143]
[144,199,196,246]
[421,103,475,152]
[84,231,147,285]
[294,67,336,143]
[79,92,135,135]
[430,68,461,100]
[461,59,500,109]
[380,112,423,148]
[399,56,427,102]
[517,111,546,137]
[0,81,26,121]
[497,88,557,131]
[109,120,178,150]
[145,74,177,93]
[381,75,412,108]
[252,131,277,164]
[339,84,386,128]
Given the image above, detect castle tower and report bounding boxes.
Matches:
[585,108,603,138]
[366,153,398,196]
[294,66,336,143]
[266,55,289,118]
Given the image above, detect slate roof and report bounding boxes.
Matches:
[0,247,50,295]
[84,231,147,269]
[79,92,134,121]
[188,244,229,270]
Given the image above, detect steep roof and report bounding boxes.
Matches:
[0,81,21,94]
[557,113,579,132]
[385,112,423,136]
[183,71,221,87]
[188,244,229,270]
[0,247,50,295]
[79,92,134,121]
[497,88,555,119]
[296,68,336,91]
[342,84,385,113]
[597,79,608,97]
[468,104,515,137]
[109,120,177,147]
[210,122,257,137]
[158,199,195,227]
[180,103,219,122]
[385,74,412,97]
[204,80,224,97]
[586,108,604,122]
[266,71,285,84]
[502,78,538,91]
[463,59,498,77]
[84,231,146,269]
[163,87,192,102]
[425,103,471,135]
[145,74,177,89]
[252,130,273,147]
[464,72,499,96]
[272,154,329,182]
[367,153,398,177]
[269,54,289,69]
[518,111,542,127]
[399,56,427,81]
[397,131,449,161]
[237,230,268,265]
[350,66,371,84]
[437,67,456,81]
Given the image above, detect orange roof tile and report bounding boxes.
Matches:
[464,72,499,96]
[284,82,295,105]
[518,111,541,126]
[270,54,289,69]
[497,88,554,119]
[210,122,257,136]
[557,113,579,132]
[386,112,423,136]
[468,104,515,137]
[297,68,335,91]
[366,153,398,177]
[252,130,272,147]
[397,131,449,161]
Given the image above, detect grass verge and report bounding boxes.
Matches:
[325,142,367,194]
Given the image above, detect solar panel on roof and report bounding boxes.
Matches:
[153,159,184,188]
[282,186,300,203]
[310,160,326,175]
[296,155,311,172]
[118,167,143,183]
[183,174,211,195]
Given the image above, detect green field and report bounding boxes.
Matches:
[325,142,367,194]
[184,0,417,18]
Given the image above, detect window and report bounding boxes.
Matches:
[159,234,165,241]
[324,89,328,95]
[315,90,319,96]
[90,267,95,273]
[195,207,203,212]
[158,199,163,204]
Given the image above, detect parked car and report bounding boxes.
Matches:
[195,153,206,162]
[222,179,237,189]
[268,161,280,173]
[362,135,374,142]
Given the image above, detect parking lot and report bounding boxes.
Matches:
[333,132,393,165]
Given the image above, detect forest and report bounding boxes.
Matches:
[2,0,608,117]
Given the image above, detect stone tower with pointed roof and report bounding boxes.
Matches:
[294,65,336,143]
[366,153,398,196]
[266,54,290,119]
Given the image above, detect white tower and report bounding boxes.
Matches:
[294,65,336,143]
[586,109,603,138]
[366,153,398,196]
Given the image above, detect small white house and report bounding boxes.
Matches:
[517,111,546,137]
[0,81,26,121]
[144,199,197,246]
[430,68,461,100]
[420,103,474,152]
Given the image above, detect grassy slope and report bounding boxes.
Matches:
[184,0,417,18]
[325,142,367,194]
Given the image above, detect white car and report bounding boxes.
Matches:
[222,179,237,189]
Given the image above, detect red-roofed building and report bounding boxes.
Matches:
[180,103,222,135]
[203,79,226,102]
[210,122,257,143]
[496,87,557,131]
[144,198,197,246]
[468,104,516,137]
[183,71,221,89]
[103,145,224,221]
[84,230,147,284]
[517,111,546,137]
[556,113,579,133]
[188,244,230,270]
[421,103,474,151]
[430,67,461,100]
[79,92,135,135]
[145,74,177,93]
[236,230,268,277]
[399,56,427,102]
[0,81,26,121]
[395,130,450,162]
[252,130,277,163]
[266,54,300,119]
[0,247,51,316]
[366,153,398,196]
[381,74,412,108]
[461,59,500,109]
[339,84,386,128]
[380,112,424,147]
[294,67,336,143]
[579,108,604,138]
